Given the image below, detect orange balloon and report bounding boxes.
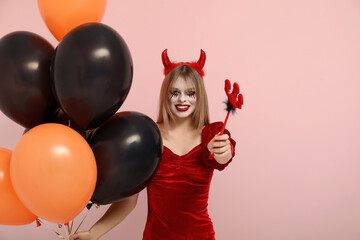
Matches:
[10,124,97,223]
[37,0,107,41]
[0,148,37,225]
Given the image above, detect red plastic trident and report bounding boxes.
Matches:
[219,79,243,135]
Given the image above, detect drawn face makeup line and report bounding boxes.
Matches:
[170,89,196,100]
[169,77,197,119]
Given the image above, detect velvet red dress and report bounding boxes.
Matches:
[143,122,236,240]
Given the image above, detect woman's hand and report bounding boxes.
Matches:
[69,231,97,240]
[69,194,139,240]
[207,133,232,164]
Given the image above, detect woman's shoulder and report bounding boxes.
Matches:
[201,122,224,133]
[156,122,166,134]
[156,122,165,139]
[156,122,162,131]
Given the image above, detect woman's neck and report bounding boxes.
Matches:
[168,117,193,132]
[161,116,202,153]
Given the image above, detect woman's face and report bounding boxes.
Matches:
[169,76,197,119]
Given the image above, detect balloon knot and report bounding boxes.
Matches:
[86,202,93,210]
[36,219,41,227]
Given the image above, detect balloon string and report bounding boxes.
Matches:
[64,221,70,235]
[69,220,74,235]
[66,223,70,236]
[74,211,90,234]
[36,219,66,240]
[63,223,70,240]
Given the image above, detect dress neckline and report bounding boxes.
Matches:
[163,143,202,158]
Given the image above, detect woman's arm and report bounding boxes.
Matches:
[69,193,139,240]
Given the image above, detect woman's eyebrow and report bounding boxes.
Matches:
[170,87,195,91]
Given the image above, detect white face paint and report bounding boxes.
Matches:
[169,77,197,119]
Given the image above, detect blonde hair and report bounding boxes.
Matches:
[157,65,209,129]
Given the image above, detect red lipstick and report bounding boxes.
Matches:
[175,105,190,112]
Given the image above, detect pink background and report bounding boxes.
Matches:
[1,0,360,239]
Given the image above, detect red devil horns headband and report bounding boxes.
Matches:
[162,49,206,77]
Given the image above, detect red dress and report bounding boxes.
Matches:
[143,122,236,240]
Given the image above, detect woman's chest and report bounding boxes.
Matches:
[152,146,213,185]
[162,133,202,156]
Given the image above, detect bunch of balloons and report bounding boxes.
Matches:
[0,0,162,226]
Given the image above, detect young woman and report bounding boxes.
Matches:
[70,49,236,240]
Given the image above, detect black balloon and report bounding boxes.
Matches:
[52,23,133,130]
[0,31,58,129]
[89,111,162,205]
